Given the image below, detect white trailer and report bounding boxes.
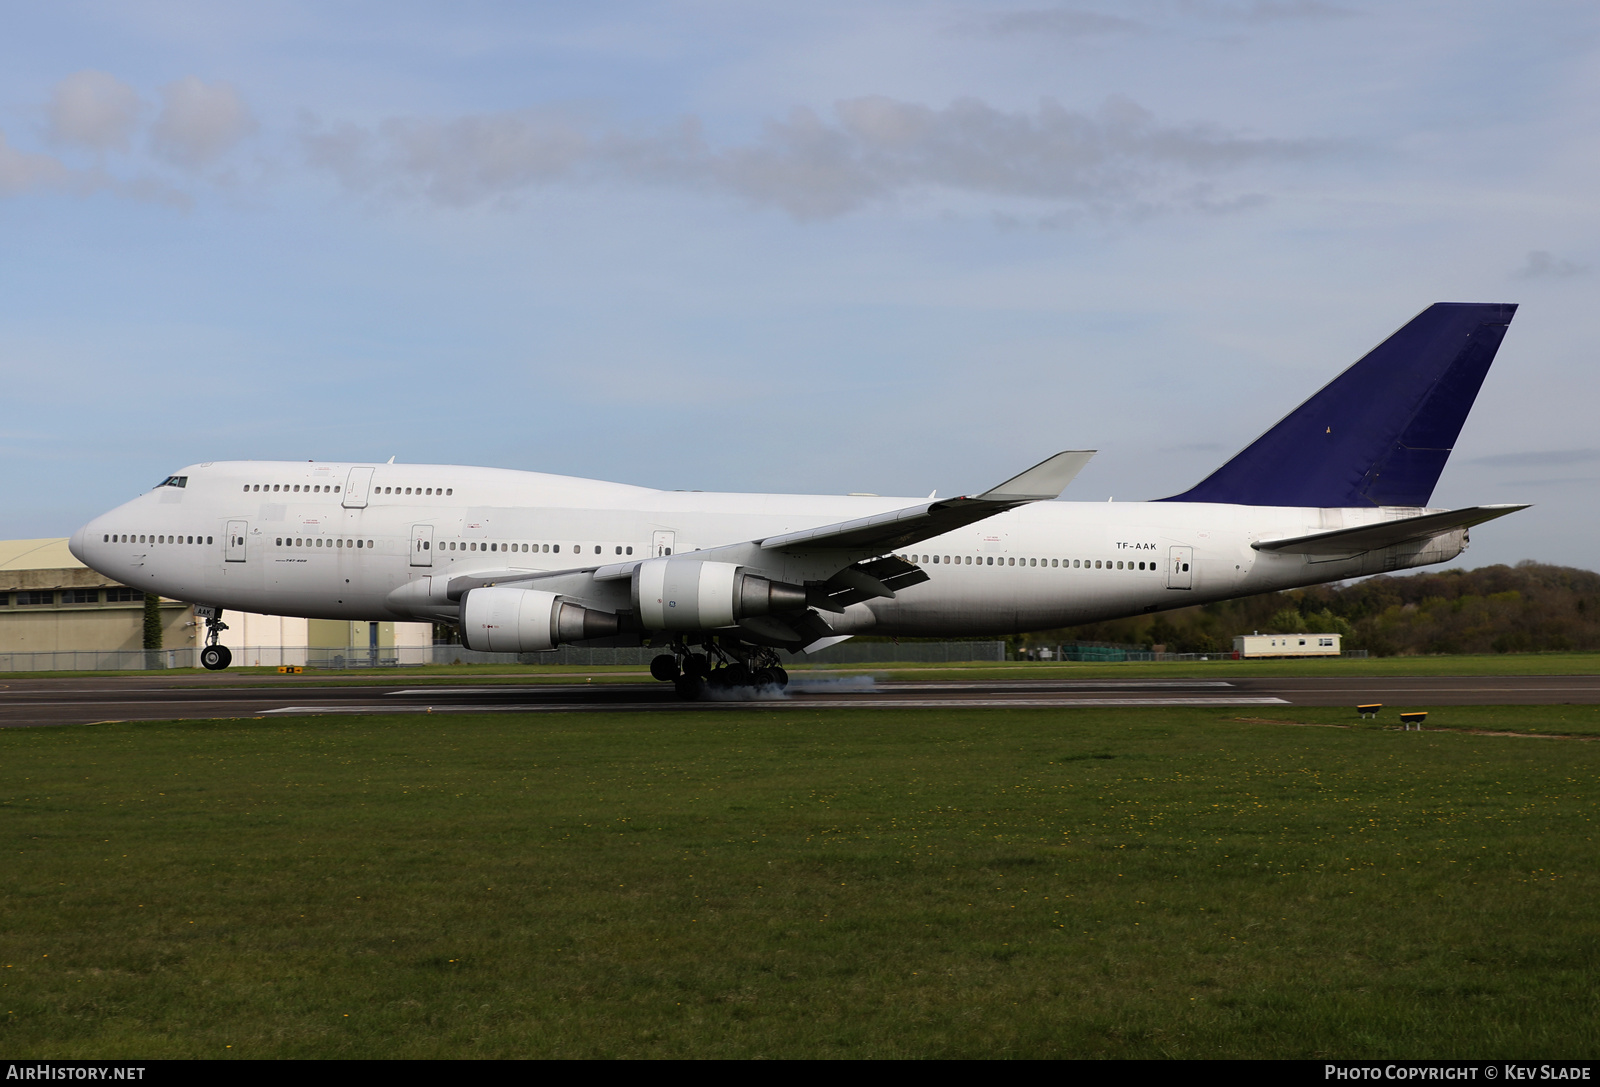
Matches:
[1233,633,1341,658]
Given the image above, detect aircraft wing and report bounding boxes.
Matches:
[443,566,601,598]
[421,451,1094,608]
[1252,504,1528,555]
[757,450,1096,554]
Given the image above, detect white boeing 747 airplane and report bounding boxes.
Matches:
[71,303,1526,695]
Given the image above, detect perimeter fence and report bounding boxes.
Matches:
[0,640,1008,671]
[0,640,1365,672]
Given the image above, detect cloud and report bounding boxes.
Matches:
[1182,0,1355,22]
[0,129,73,196]
[0,127,190,207]
[304,94,1328,220]
[1470,449,1600,468]
[47,71,141,152]
[967,8,1147,37]
[151,77,257,169]
[964,2,1351,37]
[1512,250,1589,280]
[1503,476,1600,489]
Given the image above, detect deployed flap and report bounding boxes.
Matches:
[1253,504,1528,555]
[759,450,1095,554]
[815,556,931,612]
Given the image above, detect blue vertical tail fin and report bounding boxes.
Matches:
[1161,302,1516,508]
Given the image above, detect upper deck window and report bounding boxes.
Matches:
[158,476,188,489]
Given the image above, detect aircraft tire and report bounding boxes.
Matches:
[201,645,231,671]
[684,654,711,678]
[673,674,705,700]
[772,666,788,688]
[650,654,680,682]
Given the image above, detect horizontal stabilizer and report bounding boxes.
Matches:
[1164,303,1517,508]
[1252,504,1528,555]
[760,450,1094,554]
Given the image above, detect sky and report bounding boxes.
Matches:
[2,1,1596,570]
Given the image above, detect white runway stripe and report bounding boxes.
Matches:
[265,696,1290,714]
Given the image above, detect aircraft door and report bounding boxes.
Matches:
[652,530,675,557]
[410,524,434,568]
[343,467,374,509]
[226,521,248,563]
[1167,546,1193,589]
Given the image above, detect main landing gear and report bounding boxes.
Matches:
[199,611,232,671]
[651,640,789,699]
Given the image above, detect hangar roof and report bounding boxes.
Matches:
[0,539,80,573]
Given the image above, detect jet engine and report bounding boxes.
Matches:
[632,558,807,631]
[460,586,619,652]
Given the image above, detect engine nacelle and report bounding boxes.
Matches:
[460,586,619,652]
[633,558,807,631]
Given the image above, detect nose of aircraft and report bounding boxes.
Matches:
[68,523,90,564]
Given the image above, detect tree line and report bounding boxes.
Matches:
[1022,562,1600,657]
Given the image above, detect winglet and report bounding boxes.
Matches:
[977,450,1096,501]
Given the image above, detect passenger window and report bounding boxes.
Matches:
[553,545,560,553]
[446,489,452,495]
[626,546,633,555]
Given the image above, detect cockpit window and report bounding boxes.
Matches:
[157,476,188,489]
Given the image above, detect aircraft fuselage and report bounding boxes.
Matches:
[69,460,1464,638]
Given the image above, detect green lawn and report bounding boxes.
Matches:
[2,706,1596,1058]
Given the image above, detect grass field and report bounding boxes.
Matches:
[2,705,1597,1058]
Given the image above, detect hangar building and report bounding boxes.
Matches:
[0,538,430,668]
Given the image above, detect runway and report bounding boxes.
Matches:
[2,670,1600,727]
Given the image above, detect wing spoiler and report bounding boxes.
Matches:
[1252,504,1528,556]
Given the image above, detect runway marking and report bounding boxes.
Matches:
[382,679,1241,697]
[0,699,278,708]
[264,696,1292,714]
[1257,685,1600,694]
